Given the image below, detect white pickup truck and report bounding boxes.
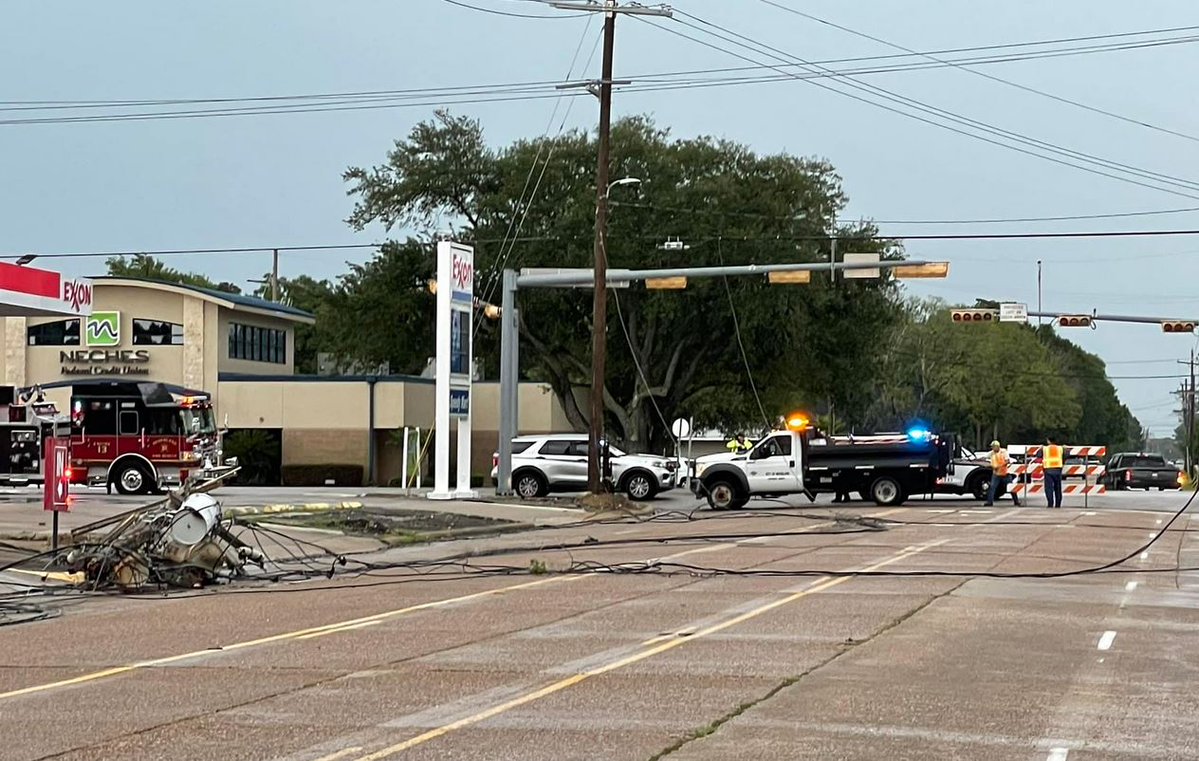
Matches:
[691,428,955,509]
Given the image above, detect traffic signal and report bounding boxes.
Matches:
[950,308,998,323]
[1161,321,1196,334]
[1058,315,1092,328]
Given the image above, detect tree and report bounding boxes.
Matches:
[251,274,335,374]
[105,254,242,293]
[343,112,902,449]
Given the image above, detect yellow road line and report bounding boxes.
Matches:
[0,575,572,702]
[354,537,948,759]
[296,621,382,641]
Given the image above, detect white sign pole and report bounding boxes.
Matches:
[429,241,478,501]
[429,242,454,500]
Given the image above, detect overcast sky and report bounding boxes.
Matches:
[4,0,1198,435]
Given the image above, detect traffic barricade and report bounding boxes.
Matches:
[1011,445,1106,500]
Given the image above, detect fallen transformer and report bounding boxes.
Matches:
[66,478,266,591]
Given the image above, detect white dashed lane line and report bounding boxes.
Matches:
[1097,631,1117,651]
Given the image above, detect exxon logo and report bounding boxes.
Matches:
[62,280,92,312]
[451,254,473,292]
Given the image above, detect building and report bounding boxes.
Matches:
[1,277,570,483]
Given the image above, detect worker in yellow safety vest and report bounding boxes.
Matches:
[984,439,1021,506]
[1043,437,1064,508]
[726,433,753,454]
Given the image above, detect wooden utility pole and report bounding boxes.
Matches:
[551,1,671,493]
[271,248,280,302]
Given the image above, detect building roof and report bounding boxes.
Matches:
[92,277,316,323]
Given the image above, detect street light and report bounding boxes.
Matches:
[15,253,37,266]
[604,176,641,197]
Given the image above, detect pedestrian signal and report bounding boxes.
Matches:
[1058,315,1092,328]
[950,309,998,323]
[1161,321,1196,334]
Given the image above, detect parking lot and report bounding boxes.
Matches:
[2,484,1198,760]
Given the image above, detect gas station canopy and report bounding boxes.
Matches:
[0,261,93,317]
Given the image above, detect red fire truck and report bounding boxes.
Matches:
[66,381,231,494]
[0,387,72,486]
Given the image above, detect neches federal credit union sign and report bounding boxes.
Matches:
[59,311,151,376]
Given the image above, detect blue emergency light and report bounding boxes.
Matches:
[907,427,932,441]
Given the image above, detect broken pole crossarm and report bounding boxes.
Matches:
[516,259,937,288]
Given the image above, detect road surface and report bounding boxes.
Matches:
[1,494,1197,760]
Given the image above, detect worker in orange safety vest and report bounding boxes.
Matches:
[984,439,1021,506]
[1043,437,1064,508]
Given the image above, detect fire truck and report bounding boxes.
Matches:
[66,381,232,494]
[0,387,71,486]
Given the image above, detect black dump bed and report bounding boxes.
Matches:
[806,435,952,474]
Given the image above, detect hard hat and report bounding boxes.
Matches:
[990,440,1001,447]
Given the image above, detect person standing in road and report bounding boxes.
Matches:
[726,433,753,454]
[1043,436,1064,508]
[984,439,1021,506]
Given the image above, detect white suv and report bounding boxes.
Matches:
[491,434,676,500]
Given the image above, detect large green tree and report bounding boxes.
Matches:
[343,111,902,449]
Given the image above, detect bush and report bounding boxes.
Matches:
[222,429,281,485]
[281,464,364,487]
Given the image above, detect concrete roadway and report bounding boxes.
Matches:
[1,496,1198,760]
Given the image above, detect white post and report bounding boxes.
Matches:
[415,427,422,489]
[429,241,477,500]
[401,426,410,493]
[430,242,454,499]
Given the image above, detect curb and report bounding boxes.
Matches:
[225,501,364,517]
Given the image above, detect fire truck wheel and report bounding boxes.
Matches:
[112,461,153,495]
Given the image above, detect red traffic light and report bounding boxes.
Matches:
[1058,315,1092,328]
[1161,321,1196,334]
[950,309,998,323]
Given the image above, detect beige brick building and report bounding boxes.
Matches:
[1,277,570,482]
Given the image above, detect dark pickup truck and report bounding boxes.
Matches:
[1102,453,1182,491]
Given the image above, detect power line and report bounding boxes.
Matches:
[441,0,587,17]
[2,29,1196,125]
[757,0,1199,145]
[646,12,1199,200]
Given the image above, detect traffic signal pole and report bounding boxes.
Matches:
[494,257,941,495]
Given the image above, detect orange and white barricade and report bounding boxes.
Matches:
[1011,445,1106,498]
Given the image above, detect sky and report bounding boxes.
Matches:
[3,0,1199,436]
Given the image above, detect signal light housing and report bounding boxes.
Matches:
[1161,320,1196,334]
[950,309,998,323]
[1058,315,1092,328]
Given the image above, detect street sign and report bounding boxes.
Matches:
[43,437,69,512]
[842,253,880,279]
[999,302,1029,323]
[671,418,691,439]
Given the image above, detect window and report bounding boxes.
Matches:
[756,436,792,459]
[539,440,576,456]
[228,323,287,364]
[119,410,139,435]
[72,399,117,435]
[1124,455,1167,468]
[132,319,184,345]
[27,319,80,346]
[511,441,535,454]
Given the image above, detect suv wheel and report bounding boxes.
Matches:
[513,470,548,499]
[622,470,657,501]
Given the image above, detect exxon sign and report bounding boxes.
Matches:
[451,251,473,295]
[63,279,92,312]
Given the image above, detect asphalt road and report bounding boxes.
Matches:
[2,493,1198,760]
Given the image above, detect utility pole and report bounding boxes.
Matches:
[1036,260,1042,327]
[551,1,672,494]
[1177,353,1196,474]
[271,248,280,302]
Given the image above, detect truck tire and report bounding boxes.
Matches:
[512,469,548,499]
[706,479,746,511]
[621,470,658,501]
[112,460,153,496]
[868,475,906,506]
[967,473,989,501]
